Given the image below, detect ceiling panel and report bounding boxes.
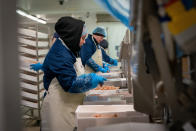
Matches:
[17,0,108,24]
[17,0,107,15]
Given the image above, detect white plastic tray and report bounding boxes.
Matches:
[20,82,44,91]
[19,46,48,56]
[18,28,48,39]
[20,73,43,82]
[21,90,44,100]
[18,37,48,47]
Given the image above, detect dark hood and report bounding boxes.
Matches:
[55,16,85,57]
[100,39,108,49]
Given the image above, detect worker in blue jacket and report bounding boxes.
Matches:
[80,26,118,73]
[40,17,106,131]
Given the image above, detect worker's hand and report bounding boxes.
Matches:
[69,73,107,93]
[91,73,107,88]
[107,63,112,67]
[97,66,108,73]
[111,59,118,66]
[30,62,43,71]
[103,63,110,72]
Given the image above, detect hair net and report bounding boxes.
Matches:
[92,26,107,37]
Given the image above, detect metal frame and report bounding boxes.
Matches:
[147,15,181,120]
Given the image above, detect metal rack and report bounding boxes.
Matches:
[119,29,132,93]
[18,24,49,125]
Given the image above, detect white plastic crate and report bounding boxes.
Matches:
[75,105,149,131]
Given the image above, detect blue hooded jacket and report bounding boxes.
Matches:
[42,17,84,91]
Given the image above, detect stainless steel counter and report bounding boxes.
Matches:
[104,78,127,88]
[83,95,127,105]
[97,72,123,79]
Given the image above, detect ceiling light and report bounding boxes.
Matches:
[36,14,41,18]
[16,9,47,24]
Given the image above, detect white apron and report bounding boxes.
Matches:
[85,36,103,73]
[41,39,85,131]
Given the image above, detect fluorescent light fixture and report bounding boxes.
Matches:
[16,9,47,24]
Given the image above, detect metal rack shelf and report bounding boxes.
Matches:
[18,24,49,126]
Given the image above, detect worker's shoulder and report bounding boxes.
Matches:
[82,37,95,49]
[51,39,66,50]
[85,35,93,43]
[48,39,75,61]
[50,39,72,54]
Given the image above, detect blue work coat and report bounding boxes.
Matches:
[42,39,77,91]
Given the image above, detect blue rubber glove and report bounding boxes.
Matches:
[86,58,100,72]
[103,63,110,72]
[106,63,112,67]
[91,73,107,88]
[30,63,43,71]
[68,73,107,93]
[86,58,108,73]
[113,59,118,66]
[98,66,108,73]
[110,58,118,66]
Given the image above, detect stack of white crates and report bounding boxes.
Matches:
[18,25,49,122]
